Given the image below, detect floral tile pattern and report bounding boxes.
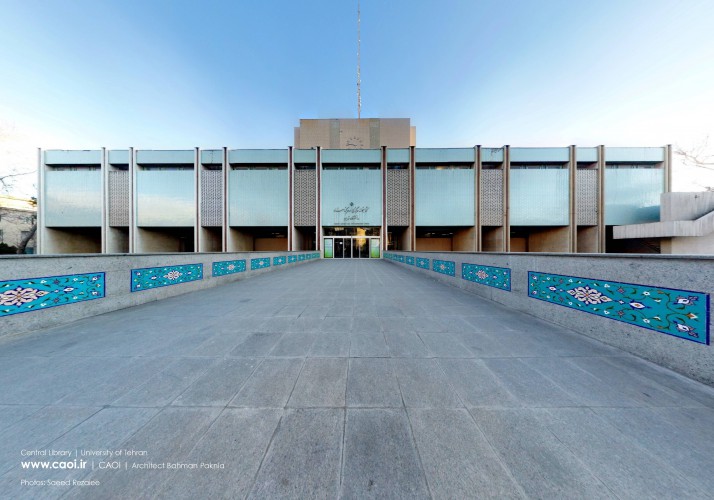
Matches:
[462,263,511,291]
[0,273,105,317]
[529,271,710,345]
[131,264,202,292]
[251,258,271,270]
[288,255,298,263]
[433,259,455,277]
[406,256,415,266]
[273,256,287,266]
[416,257,430,269]
[212,259,246,277]
[298,254,306,261]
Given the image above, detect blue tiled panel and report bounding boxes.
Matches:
[432,260,455,277]
[274,256,287,266]
[131,264,202,292]
[529,271,710,345]
[462,264,511,291]
[298,254,306,261]
[250,258,271,270]
[396,255,405,263]
[406,256,415,266]
[288,255,298,263]
[416,258,429,269]
[212,259,246,277]
[0,273,104,317]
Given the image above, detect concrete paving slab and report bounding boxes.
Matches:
[481,358,577,407]
[470,408,614,499]
[309,332,350,357]
[160,409,281,499]
[288,358,347,407]
[72,407,221,499]
[409,408,524,499]
[229,331,284,357]
[341,408,430,499]
[543,407,707,498]
[112,357,217,407]
[229,358,303,408]
[173,358,260,406]
[349,331,389,357]
[346,358,403,408]
[394,359,462,408]
[249,409,343,499]
[439,359,519,407]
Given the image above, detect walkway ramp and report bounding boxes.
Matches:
[1,260,713,499]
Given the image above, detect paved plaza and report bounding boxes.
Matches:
[1,259,714,499]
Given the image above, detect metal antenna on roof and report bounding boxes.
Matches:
[357,0,361,119]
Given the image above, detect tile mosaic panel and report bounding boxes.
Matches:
[298,254,306,261]
[288,255,297,263]
[131,264,202,292]
[273,256,287,266]
[433,259,455,277]
[0,273,104,317]
[406,256,415,266]
[529,271,710,345]
[396,255,405,263]
[416,257,430,269]
[462,263,511,291]
[250,258,271,270]
[212,259,246,277]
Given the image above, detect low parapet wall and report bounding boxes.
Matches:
[0,251,320,339]
[384,251,714,386]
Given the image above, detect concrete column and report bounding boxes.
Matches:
[664,144,672,193]
[504,145,511,252]
[382,146,387,251]
[597,145,606,253]
[222,147,228,252]
[569,145,577,253]
[409,145,416,251]
[475,145,482,252]
[316,147,321,251]
[129,147,136,254]
[100,147,108,253]
[288,146,294,251]
[37,148,45,254]
[194,147,200,252]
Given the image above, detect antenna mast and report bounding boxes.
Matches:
[357,0,361,119]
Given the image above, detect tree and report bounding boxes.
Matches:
[1,122,38,253]
[675,137,714,192]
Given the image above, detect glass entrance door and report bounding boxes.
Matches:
[334,238,345,258]
[323,234,380,258]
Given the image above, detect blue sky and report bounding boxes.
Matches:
[1,0,713,193]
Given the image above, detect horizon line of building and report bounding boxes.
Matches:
[36,118,672,257]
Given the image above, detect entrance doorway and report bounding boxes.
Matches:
[327,237,378,258]
[323,227,381,258]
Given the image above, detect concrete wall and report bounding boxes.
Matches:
[661,191,714,221]
[0,250,319,339]
[386,251,714,386]
[453,227,477,252]
[43,228,101,254]
[255,238,288,251]
[416,238,452,252]
[528,226,570,252]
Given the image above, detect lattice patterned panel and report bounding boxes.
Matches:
[201,170,223,227]
[387,169,409,226]
[480,169,503,226]
[108,171,130,227]
[577,169,598,226]
[294,169,316,226]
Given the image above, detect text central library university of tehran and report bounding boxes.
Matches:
[36,118,671,257]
